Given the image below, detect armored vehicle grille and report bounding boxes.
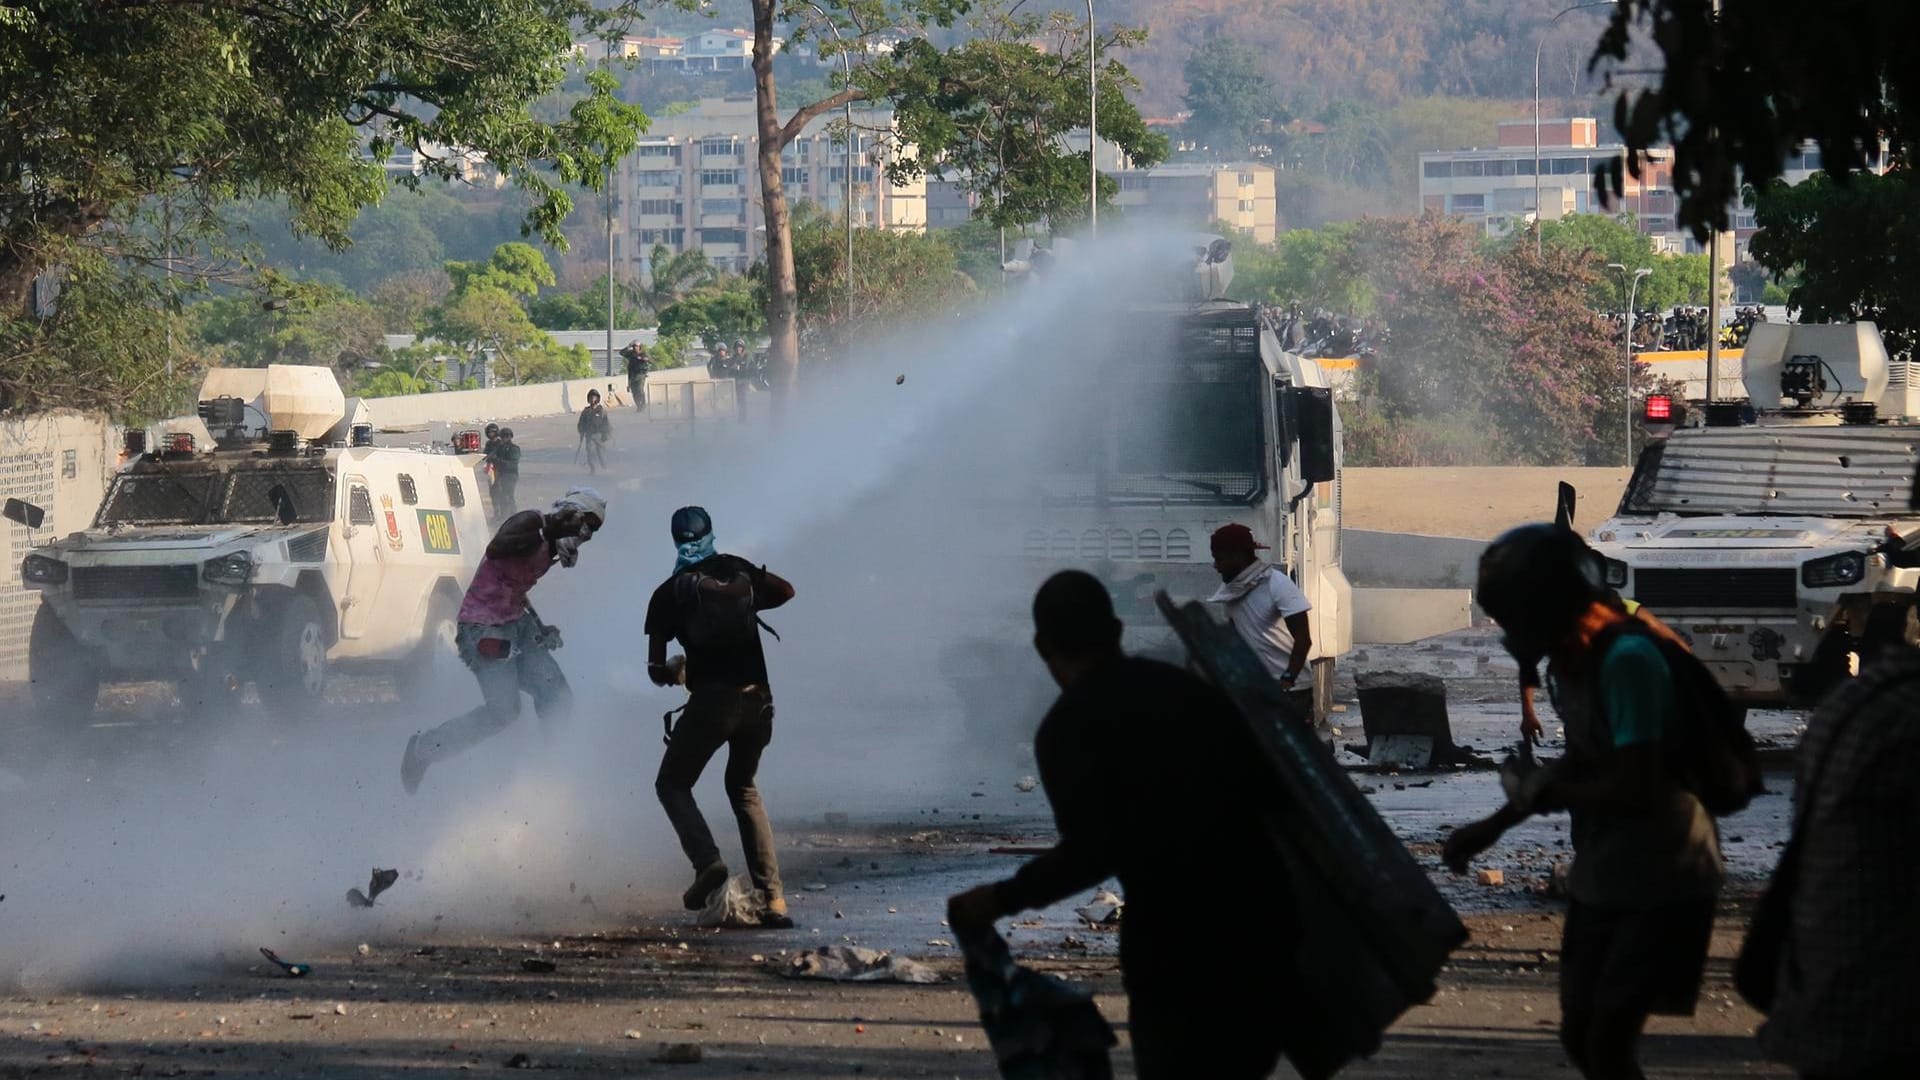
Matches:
[1633,568,1798,610]
[287,530,328,563]
[72,565,199,602]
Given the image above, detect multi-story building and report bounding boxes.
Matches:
[616,97,925,276]
[925,158,1279,243]
[646,29,770,75]
[1110,163,1280,242]
[1417,118,1680,243]
[1420,119,1892,257]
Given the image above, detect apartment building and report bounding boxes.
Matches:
[1417,118,1680,241]
[1111,163,1280,242]
[617,97,926,276]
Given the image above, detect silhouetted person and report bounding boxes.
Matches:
[576,389,610,474]
[621,340,651,409]
[947,570,1295,1079]
[1445,524,1722,1080]
[647,506,796,928]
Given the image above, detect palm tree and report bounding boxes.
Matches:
[637,243,717,318]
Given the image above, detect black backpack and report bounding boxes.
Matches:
[1593,621,1764,816]
[672,561,773,651]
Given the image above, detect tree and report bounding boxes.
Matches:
[1,1,647,414]
[1229,224,1372,314]
[638,243,717,317]
[877,4,1169,230]
[1536,213,1708,311]
[190,277,386,377]
[1748,170,1920,359]
[1182,39,1280,160]
[657,283,766,354]
[527,276,649,330]
[1593,1,1918,236]
[367,271,450,335]
[445,243,556,300]
[767,202,974,340]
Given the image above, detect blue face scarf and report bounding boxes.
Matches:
[675,533,716,571]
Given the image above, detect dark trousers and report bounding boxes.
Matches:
[656,686,782,897]
[628,374,646,408]
[1560,897,1715,1079]
[493,474,517,520]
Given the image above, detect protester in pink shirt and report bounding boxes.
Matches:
[401,488,606,794]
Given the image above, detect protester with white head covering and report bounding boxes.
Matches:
[400,488,607,794]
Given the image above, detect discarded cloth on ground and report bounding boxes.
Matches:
[785,945,939,984]
[1072,890,1123,927]
[696,875,769,928]
[960,925,1115,1080]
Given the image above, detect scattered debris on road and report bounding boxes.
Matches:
[697,875,770,928]
[258,947,311,977]
[1477,869,1506,887]
[345,867,400,908]
[1015,776,1038,792]
[786,945,940,984]
[1073,890,1123,927]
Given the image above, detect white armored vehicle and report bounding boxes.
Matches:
[1590,322,1920,705]
[8,365,490,715]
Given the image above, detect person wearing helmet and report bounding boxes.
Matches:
[1445,523,1722,1080]
[620,339,651,410]
[576,389,611,474]
[400,488,607,794]
[645,506,796,927]
[484,426,521,521]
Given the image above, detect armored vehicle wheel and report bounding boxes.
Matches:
[255,593,328,717]
[397,594,461,703]
[28,602,99,717]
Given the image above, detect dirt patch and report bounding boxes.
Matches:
[1344,467,1632,540]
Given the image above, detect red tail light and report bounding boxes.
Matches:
[163,432,196,454]
[453,430,483,453]
[1645,394,1673,422]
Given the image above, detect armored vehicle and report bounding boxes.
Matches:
[9,366,490,715]
[1590,322,1920,705]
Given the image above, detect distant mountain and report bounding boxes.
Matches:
[1096,0,1610,116]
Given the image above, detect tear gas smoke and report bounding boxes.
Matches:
[0,228,1218,988]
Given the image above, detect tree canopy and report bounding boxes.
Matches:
[1748,170,1920,360]
[1182,39,1281,160]
[1594,0,1918,236]
[0,0,647,414]
[1535,214,1709,312]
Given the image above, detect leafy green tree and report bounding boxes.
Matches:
[1748,170,1920,359]
[366,271,449,335]
[424,286,545,386]
[1,0,646,414]
[359,370,428,398]
[1182,39,1281,160]
[657,284,766,354]
[877,4,1168,231]
[190,277,386,377]
[767,203,974,340]
[1594,1,1917,236]
[445,243,556,300]
[638,244,718,317]
[527,276,649,330]
[1229,224,1372,313]
[1536,214,1708,311]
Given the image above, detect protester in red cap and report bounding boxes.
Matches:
[1207,523,1315,722]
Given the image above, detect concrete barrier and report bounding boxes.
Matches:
[1352,587,1475,644]
[361,367,724,430]
[1345,529,1487,589]
[1,412,119,680]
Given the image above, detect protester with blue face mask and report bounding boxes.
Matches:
[646,506,796,927]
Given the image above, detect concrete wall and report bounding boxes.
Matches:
[0,413,119,680]
[1352,587,1475,644]
[1345,529,1488,589]
[360,367,724,430]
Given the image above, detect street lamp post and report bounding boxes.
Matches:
[1535,1,1617,254]
[1087,0,1097,237]
[1609,262,1653,465]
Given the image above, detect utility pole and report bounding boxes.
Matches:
[1087,0,1097,237]
[1705,0,1723,403]
[1609,263,1652,465]
[605,36,617,379]
[1534,2,1616,254]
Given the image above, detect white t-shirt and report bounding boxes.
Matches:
[1206,562,1313,685]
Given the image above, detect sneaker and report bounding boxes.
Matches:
[400,734,427,795]
[682,860,728,910]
